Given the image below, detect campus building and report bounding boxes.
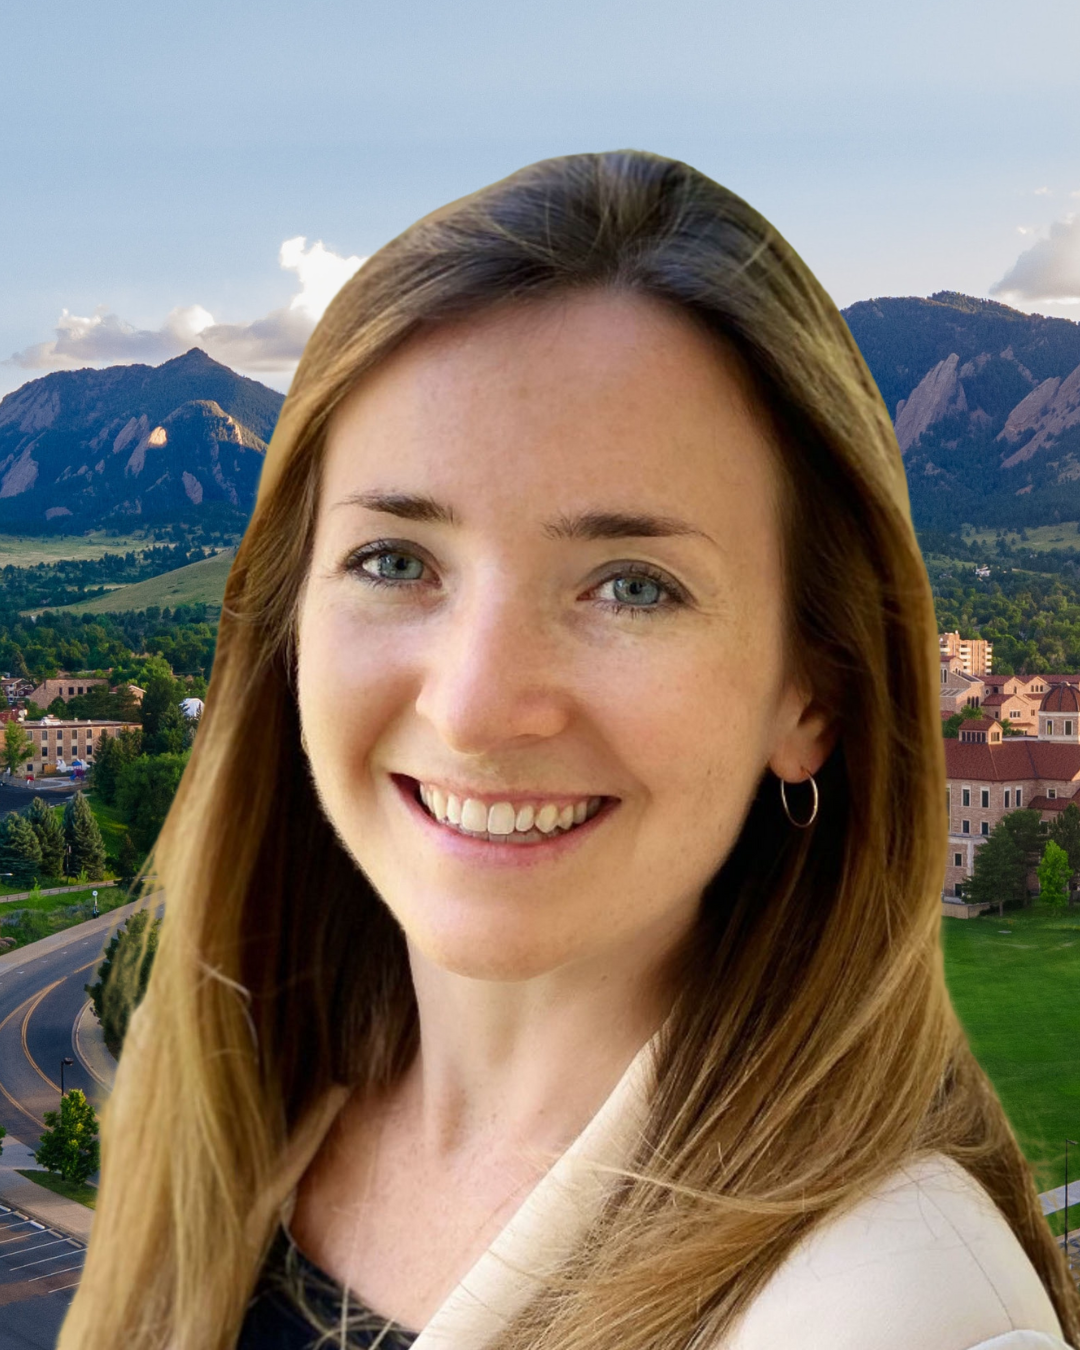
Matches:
[16,717,142,777]
[26,674,110,706]
[944,684,1080,912]
[939,631,993,677]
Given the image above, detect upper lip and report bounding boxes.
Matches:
[395,773,615,808]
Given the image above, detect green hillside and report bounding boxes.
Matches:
[28,547,235,615]
[0,530,170,567]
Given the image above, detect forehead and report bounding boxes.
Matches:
[318,289,782,537]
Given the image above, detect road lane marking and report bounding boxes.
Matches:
[19,980,65,1092]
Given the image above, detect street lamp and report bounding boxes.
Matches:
[59,1056,73,1098]
[91,889,98,917]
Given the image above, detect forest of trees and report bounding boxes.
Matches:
[0,605,217,683]
[925,540,1080,676]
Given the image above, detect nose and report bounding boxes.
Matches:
[412,577,573,754]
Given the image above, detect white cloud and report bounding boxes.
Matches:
[990,215,1080,303]
[4,238,366,377]
[1034,186,1051,196]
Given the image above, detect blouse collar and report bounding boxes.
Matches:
[413,1025,663,1349]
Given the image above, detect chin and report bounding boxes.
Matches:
[407,916,584,983]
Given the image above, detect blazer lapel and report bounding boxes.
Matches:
[413,1030,661,1350]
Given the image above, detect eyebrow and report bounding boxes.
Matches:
[331,490,717,546]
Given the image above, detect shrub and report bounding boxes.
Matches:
[34,1089,100,1185]
[85,908,161,1057]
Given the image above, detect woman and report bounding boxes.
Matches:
[60,151,1079,1350]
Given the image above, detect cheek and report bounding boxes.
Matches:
[295,603,410,772]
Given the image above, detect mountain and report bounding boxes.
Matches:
[6,299,1080,541]
[0,349,284,532]
[842,293,1080,533]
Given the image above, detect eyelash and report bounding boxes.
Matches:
[341,540,689,620]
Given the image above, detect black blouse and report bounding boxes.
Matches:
[237,1225,420,1349]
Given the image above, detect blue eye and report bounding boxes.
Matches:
[343,541,687,619]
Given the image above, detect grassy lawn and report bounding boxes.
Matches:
[1047,1200,1080,1239]
[0,886,130,950]
[942,903,1080,1197]
[83,790,131,867]
[14,1168,96,1209]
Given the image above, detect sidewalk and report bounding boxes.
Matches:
[1041,1181,1080,1216]
[0,1133,92,1243]
[74,998,116,1091]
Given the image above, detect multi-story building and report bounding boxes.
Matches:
[944,690,1080,907]
[940,631,993,676]
[940,656,986,715]
[16,717,141,778]
[27,674,110,707]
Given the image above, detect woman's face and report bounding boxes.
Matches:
[296,289,831,984]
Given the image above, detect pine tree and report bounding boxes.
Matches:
[62,791,106,881]
[25,796,65,879]
[90,727,142,805]
[964,821,1026,918]
[117,832,139,890]
[34,1089,100,1185]
[1000,808,1047,907]
[141,676,187,756]
[85,908,161,1057]
[0,813,42,885]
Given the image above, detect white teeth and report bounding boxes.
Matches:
[415,781,604,838]
[460,798,490,832]
[487,802,518,836]
[534,803,560,833]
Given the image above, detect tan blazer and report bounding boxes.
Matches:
[277,1032,1070,1350]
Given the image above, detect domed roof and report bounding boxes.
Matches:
[1041,682,1080,712]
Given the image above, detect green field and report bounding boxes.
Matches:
[942,904,1080,1197]
[31,547,235,616]
[0,530,170,567]
[960,521,1080,554]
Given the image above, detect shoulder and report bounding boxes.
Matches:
[715,1153,1069,1350]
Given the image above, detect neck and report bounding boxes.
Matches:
[398,932,681,1168]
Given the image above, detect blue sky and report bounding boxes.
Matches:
[2,0,1078,399]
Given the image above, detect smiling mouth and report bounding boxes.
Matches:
[400,776,612,845]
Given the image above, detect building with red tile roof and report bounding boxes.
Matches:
[944,716,1080,903]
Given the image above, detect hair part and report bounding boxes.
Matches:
[59,149,1080,1350]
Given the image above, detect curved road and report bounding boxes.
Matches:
[0,902,150,1349]
[0,903,148,1142]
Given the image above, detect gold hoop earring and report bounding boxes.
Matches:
[779,771,818,828]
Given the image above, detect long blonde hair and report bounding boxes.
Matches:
[60,150,1080,1350]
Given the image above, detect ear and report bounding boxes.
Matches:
[767,681,839,783]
